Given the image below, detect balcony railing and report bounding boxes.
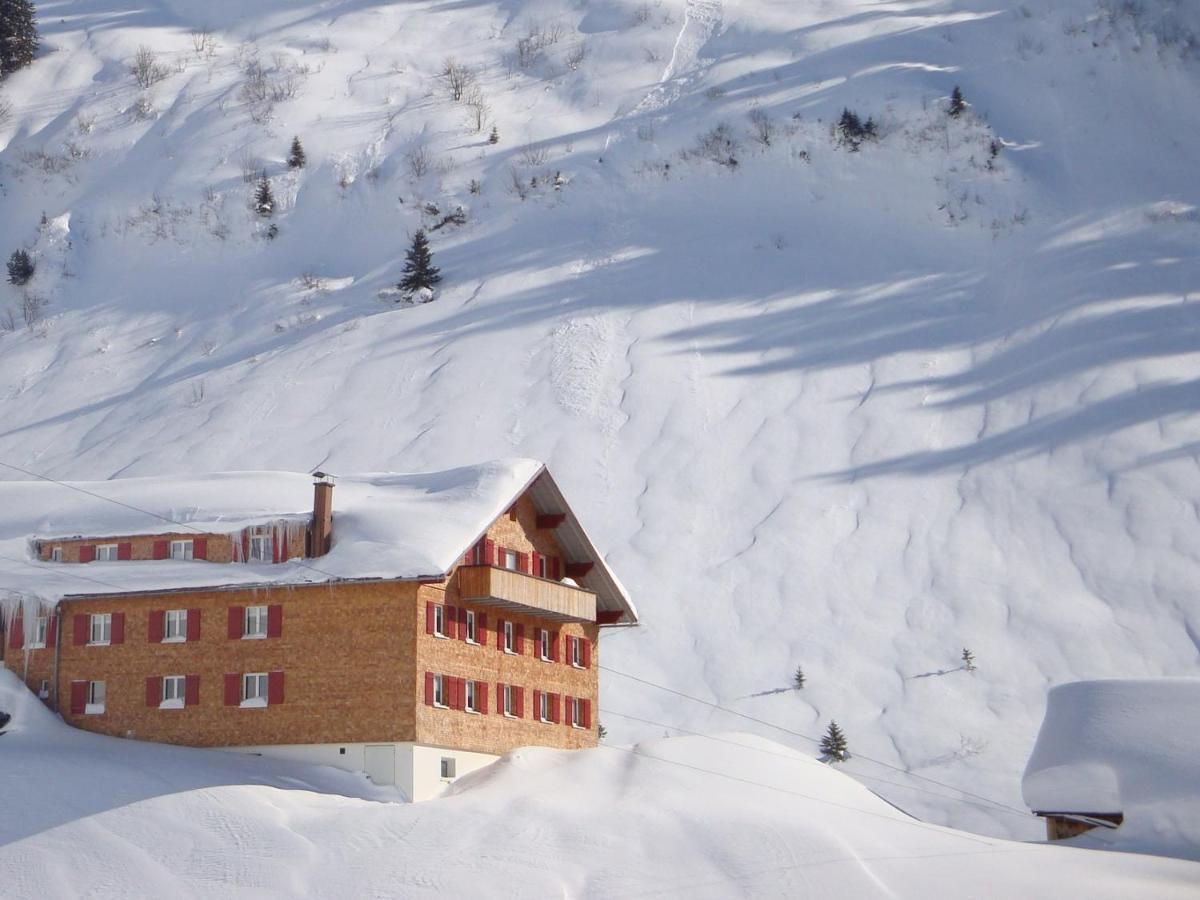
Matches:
[458,566,596,623]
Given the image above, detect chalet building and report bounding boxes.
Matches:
[0,460,637,801]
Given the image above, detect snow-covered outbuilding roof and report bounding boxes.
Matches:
[1022,679,1200,856]
[0,459,637,625]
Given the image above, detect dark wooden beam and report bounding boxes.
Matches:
[596,610,624,625]
[565,562,594,579]
[536,513,567,529]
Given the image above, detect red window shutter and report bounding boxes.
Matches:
[533,689,542,720]
[117,542,132,561]
[194,538,208,560]
[515,686,524,718]
[186,609,201,641]
[425,602,436,635]
[111,612,125,644]
[424,672,435,706]
[531,551,541,577]
[551,557,561,580]
[241,532,250,561]
[550,693,560,723]
[9,616,23,649]
[152,540,169,560]
[483,539,496,566]
[565,695,574,726]
[185,674,200,706]
[582,638,592,669]
[515,623,525,654]
[148,610,164,643]
[459,606,469,643]
[73,614,88,645]
[496,682,505,713]
[228,607,243,639]
[447,676,458,710]
[267,605,283,638]
[268,671,284,705]
[477,613,488,646]
[496,618,505,650]
[516,552,529,573]
[46,614,58,647]
[582,699,592,729]
[273,535,283,564]
[70,681,87,714]
[551,632,560,662]
[79,545,96,563]
[533,627,542,654]
[445,606,458,640]
[146,676,161,707]
[224,673,240,706]
[479,682,488,714]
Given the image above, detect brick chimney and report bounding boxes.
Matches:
[311,472,335,558]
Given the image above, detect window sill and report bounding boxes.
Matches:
[84,704,105,715]
[240,698,268,709]
[433,702,448,710]
[433,633,449,640]
[27,643,46,650]
[162,636,186,644]
[87,641,110,647]
[159,699,184,710]
[241,633,267,641]
[503,648,517,655]
[466,639,479,646]
[571,663,585,669]
[503,712,517,719]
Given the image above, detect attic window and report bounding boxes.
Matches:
[503,549,518,571]
[249,534,273,563]
[96,544,119,562]
[50,547,62,562]
[170,540,194,560]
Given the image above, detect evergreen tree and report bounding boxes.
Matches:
[253,172,274,217]
[793,666,806,690]
[949,85,966,118]
[819,720,849,763]
[6,248,33,285]
[488,124,499,144]
[0,0,39,79]
[961,648,976,672]
[837,108,864,150]
[597,722,607,740]
[398,229,441,294]
[287,135,306,169]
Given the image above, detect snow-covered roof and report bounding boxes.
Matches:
[1022,679,1200,853]
[0,459,636,624]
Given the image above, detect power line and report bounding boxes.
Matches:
[0,554,127,592]
[601,708,1033,823]
[599,664,1032,820]
[0,459,350,585]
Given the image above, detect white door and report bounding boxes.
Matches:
[364,745,396,786]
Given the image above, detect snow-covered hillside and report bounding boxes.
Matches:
[2,670,1198,898]
[1,0,1198,843]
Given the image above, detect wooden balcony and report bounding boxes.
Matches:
[458,566,596,623]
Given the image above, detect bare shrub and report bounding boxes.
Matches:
[515,22,565,68]
[632,2,653,25]
[131,46,170,89]
[240,57,270,103]
[0,96,13,128]
[190,28,214,56]
[636,122,655,142]
[441,58,475,101]
[464,85,490,132]
[565,41,588,70]
[520,143,549,166]
[74,112,96,134]
[507,166,531,199]
[238,149,261,183]
[299,272,327,291]
[643,47,661,63]
[1,307,16,333]
[406,143,432,178]
[131,94,155,120]
[269,72,301,102]
[21,293,48,328]
[686,123,740,167]
[704,85,726,101]
[748,108,774,147]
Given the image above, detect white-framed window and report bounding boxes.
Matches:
[96,544,119,562]
[242,672,268,707]
[539,629,552,662]
[571,636,583,668]
[433,674,447,708]
[89,613,112,645]
[465,680,478,713]
[37,679,49,699]
[440,757,456,779]
[244,605,267,639]
[465,610,477,644]
[249,534,273,562]
[170,540,194,560]
[503,549,518,570]
[432,604,446,638]
[161,675,185,708]
[503,621,515,654]
[503,684,515,717]
[569,697,584,728]
[164,609,187,642]
[30,615,48,648]
[86,680,106,714]
[50,547,62,562]
[539,691,551,723]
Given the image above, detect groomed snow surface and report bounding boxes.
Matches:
[0,0,1199,881]
[1,670,1197,898]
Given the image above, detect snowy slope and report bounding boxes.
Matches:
[0,0,1198,843]
[2,670,1199,898]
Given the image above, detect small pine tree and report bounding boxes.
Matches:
[948,85,966,118]
[6,248,33,285]
[0,0,40,79]
[793,666,806,690]
[837,108,864,150]
[819,720,849,763]
[961,648,976,672]
[597,722,607,740]
[253,172,274,217]
[287,135,306,169]
[488,124,499,144]
[398,229,441,294]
